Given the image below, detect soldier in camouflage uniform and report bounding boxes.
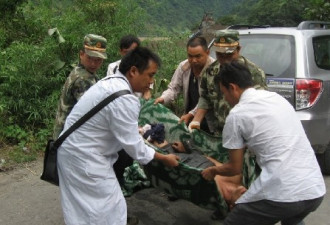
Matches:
[189,30,267,135]
[53,34,107,140]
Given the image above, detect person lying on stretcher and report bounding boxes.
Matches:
[171,141,247,211]
[140,123,247,215]
[151,138,247,212]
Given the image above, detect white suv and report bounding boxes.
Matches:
[219,21,330,174]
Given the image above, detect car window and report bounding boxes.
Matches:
[239,34,296,78]
[313,36,330,70]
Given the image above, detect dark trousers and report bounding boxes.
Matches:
[113,149,133,186]
[224,196,324,225]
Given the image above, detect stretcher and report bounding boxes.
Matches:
[138,99,259,215]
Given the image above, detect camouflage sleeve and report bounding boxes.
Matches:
[216,97,231,131]
[52,67,97,140]
[197,70,211,110]
[71,78,95,101]
[197,61,220,110]
[242,57,268,90]
[53,118,63,140]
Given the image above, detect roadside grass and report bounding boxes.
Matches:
[0,140,41,172]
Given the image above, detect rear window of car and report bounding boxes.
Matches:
[313,36,330,70]
[239,34,296,78]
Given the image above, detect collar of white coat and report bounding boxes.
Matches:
[102,72,134,93]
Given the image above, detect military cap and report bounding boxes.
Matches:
[212,29,239,54]
[83,34,107,59]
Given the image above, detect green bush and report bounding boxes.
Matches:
[0,0,188,162]
[0,39,66,127]
[143,34,188,116]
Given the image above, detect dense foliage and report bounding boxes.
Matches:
[136,0,243,32]
[218,0,330,26]
[0,0,186,164]
[0,0,328,165]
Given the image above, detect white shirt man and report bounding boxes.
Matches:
[224,88,325,203]
[202,61,325,225]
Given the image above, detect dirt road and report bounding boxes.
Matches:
[0,158,329,225]
[0,158,217,225]
[0,159,63,224]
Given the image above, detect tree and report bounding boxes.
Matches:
[304,0,330,21]
[0,0,189,155]
[246,0,306,26]
[0,0,149,146]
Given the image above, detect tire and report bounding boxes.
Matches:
[316,147,330,175]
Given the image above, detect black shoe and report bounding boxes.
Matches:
[127,216,139,225]
[211,209,225,220]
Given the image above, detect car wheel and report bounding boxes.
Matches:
[316,147,330,175]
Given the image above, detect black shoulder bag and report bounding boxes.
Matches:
[40,89,131,186]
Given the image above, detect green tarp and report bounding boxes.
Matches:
[124,99,258,216]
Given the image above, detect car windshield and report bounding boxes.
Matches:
[239,34,296,78]
[313,36,330,70]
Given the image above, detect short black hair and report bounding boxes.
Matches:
[119,47,161,74]
[215,61,253,89]
[119,35,141,50]
[186,36,208,51]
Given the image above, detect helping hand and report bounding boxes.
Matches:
[172,142,186,153]
[162,154,180,167]
[178,113,193,125]
[188,121,200,133]
[201,166,217,181]
[154,97,164,104]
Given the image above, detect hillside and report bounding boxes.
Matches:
[137,0,243,32]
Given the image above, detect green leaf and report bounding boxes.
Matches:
[48,27,65,44]
[54,60,66,70]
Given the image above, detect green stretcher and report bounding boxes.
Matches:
[136,99,259,216]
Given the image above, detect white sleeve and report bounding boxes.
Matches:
[108,95,155,165]
[222,113,245,150]
[160,62,184,104]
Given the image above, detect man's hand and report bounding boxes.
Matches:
[162,154,180,167]
[229,186,247,210]
[188,121,200,133]
[154,97,164,104]
[172,142,186,153]
[142,89,152,100]
[178,113,193,125]
[201,166,217,181]
[151,140,169,148]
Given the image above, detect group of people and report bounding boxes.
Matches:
[53,30,325,225]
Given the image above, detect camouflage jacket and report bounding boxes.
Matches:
[53,65,99,139]
[197,56,267,135]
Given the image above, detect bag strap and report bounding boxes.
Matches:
[54,86,131,148]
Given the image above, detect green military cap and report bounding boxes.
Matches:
[212,29,239,54]
[83,34,107,59]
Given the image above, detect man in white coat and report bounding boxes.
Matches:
[154,36,215,133]
[57,47,179,225]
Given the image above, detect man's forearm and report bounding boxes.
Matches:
[213,148,244,176]
[213,163,242,177]
[192,108,207,123]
